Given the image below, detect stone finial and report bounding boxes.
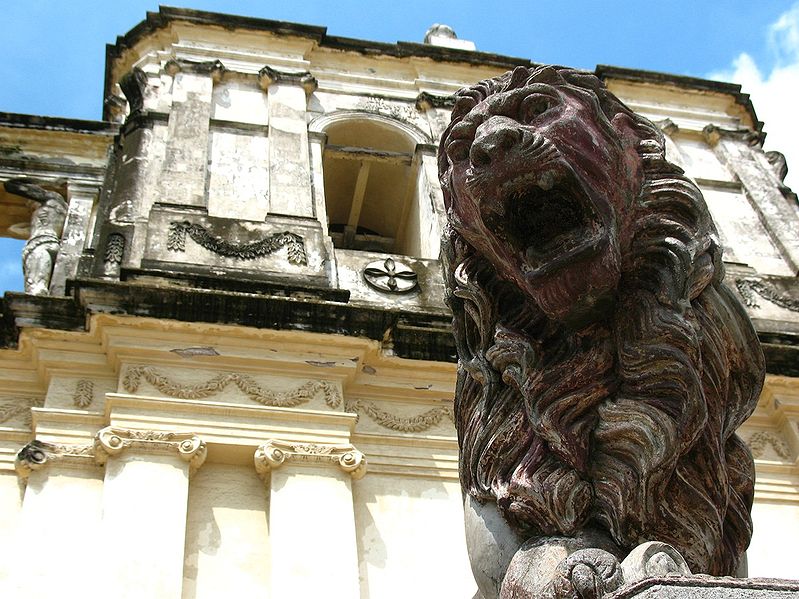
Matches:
[423,23,476,51]
[94,426,207,471]
[254,439,366,480]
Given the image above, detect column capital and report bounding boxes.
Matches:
[254,439,366,480]
[94,426,207,471]
[702,124,764,147]
[258,65,317,96]
[164,58,225,82]
[15,439,96,478]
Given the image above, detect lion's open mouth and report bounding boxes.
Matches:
[486,170,604,277]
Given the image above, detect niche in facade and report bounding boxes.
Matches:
[322,118,421,256]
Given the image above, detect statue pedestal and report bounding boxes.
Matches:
[610,576,799,599]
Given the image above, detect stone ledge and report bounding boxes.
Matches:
[608,576,799,599]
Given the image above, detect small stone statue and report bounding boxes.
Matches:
[5,179,67,296]
[438,66,765,598]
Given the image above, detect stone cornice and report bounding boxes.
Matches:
[254,439,366,479]
[94,426,207,471]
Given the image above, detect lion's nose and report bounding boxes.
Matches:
[470,118,522,167]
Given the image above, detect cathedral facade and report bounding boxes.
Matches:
[0,8,797,598]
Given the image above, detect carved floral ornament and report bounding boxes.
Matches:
[167,221,308,266]
[254,439,366,480]
[363,257,419,293]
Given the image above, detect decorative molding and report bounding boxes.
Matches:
[345,399,454,433]
[363,257,419,293]
[735,278,799,312]
[104,233,125,264]
[72,380,95,409]
[122,366,342,408]
[258,65,317,95]
[0,397,44,426]
[15,439,95,478]
[254,439,366,480]
[748,431,792,460]
[94,426,207,470]
[355,96,422,125]
[415,92,456,111]
[167,221,307,265]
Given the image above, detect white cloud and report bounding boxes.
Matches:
[709,3,799,191]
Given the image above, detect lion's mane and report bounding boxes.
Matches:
[439,66,764,575]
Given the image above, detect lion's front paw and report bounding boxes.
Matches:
[548,549,623,599]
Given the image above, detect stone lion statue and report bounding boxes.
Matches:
[438,66,765,598]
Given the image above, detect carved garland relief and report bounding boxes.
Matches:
[122,366,453,434]
[736,278,799,312]
[123,365,342,408]
[167,221,308,265]
[747,431,792,460]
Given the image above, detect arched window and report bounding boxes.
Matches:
[317,114,430,256]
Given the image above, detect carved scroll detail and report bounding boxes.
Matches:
[72,380,94,408]
[15,440,95,478]
[345,399,454,433]
[122,365,341,409]
[167,221,307,265]
[748,431,791,460]
[254,439,366,479]
[94,426,206,470]
[735,278,799,312]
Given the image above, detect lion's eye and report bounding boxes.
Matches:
[446,140,470,163]
[520,96,553,122]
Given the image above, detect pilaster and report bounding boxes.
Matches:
[95,426,206,599]
[50,181,98,295]
[704,125,799,274]
[260,66,317,217]
[8,440,102,598]
[255,439,364,599]
[159,59,223,208]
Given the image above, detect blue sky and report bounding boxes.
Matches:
[2,1,798,293]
